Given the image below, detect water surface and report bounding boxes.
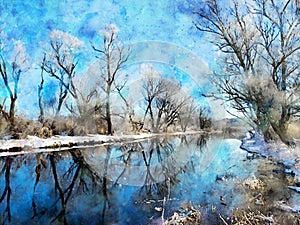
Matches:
[0,134,265,224]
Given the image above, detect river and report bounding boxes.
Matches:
[0,134,298,224]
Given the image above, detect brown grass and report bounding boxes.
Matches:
[287,120,300,139]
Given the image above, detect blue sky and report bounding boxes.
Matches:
[0,0,220,118]
[1,0,209,57]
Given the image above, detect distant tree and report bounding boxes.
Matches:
[198,106,212,130]
[142,71,165,132]
[142,73,190,132]
[155,87,189,132]
[178,99,197,132]
[113,79,144,133]
[91,24,130,135]
[194,0,300,146]
[42,30,84,117]
[0,39,29,128]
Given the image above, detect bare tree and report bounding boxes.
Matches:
[198,106,212,130]
[178,99,197,132]
[42,30,84,117]
[194,0,300,146]
[142,75,190,132]
[91,24,130,135]
[113,80,145,133]
[142,76,165,132]
[155,89,189,131]
[0,40,29,128]
[38,54,46,123]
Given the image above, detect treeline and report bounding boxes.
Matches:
[0,24,211,139]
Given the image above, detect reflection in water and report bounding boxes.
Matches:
[101,146,111,224]
[197,134,208,148]
[0,157,13,223]
[0,135,261,224]
[39,150,102,224]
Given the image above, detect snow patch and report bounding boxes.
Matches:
[240,131,300,210]
[0,131,203,156]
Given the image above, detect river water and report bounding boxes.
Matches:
[0,134,295,224]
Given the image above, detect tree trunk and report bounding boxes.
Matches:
[38,85,45,123]
[9,97,16,128]
[106,85,112,135]
[261,126,276,142]
[271,122,295,147]
[144,99,155,132]
[106,102,112,135]
[154,109,163,133]
[56,89,68,117]
[39,53,46,123]
[56,99,63,117]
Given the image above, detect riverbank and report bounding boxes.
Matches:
[240,132,300,189]
[0,130,209,155]
[163,145,300,224]
[160,132,300,224]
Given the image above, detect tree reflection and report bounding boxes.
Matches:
[0,157,13,223]
[32,153,48,219]
[107,136,206,203]
[31,149,102,224]
[49,153,68,224]
[101,146,111,224]
[137,139,180,207]
[197,134,208,148]
[0,134,210,224]
[180,135,188,145]
[112,144,134,187]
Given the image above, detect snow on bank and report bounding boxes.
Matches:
[240,131,300,192]
[0,131,203,156]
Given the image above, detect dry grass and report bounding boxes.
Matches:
[0,115,108,139]
[232,207,275,225]
[164,203,203,225]
[287,120,300,139]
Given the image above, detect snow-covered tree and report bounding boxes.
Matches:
[0,38,29,127]
[91,24,130,135]
[41,30,84,117]
[141,67,191,132]
[194,0,300,146]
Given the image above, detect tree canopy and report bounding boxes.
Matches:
[194,0,300,146]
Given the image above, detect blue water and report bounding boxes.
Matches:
[0,135,260,224]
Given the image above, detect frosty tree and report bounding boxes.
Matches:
[41,30,84,117]
[0,39,29,128]
[194,0,300,146]
[91,24,130,135]
[141,66,191,132]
